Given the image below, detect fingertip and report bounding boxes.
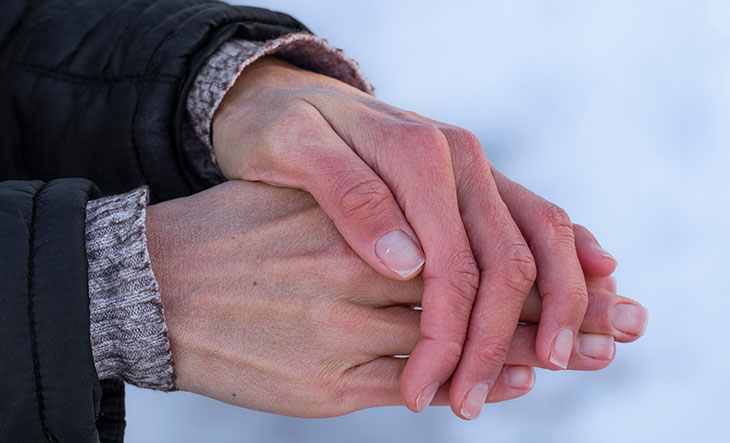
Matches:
[536,323,579,371]
[587,275,617,293]
[400,338,460,413]
[484,365,536,404]
[548,328,574,370]
[503,365,536,390]
[575,333,616,362]
[458,383,490,420]
[611,303,649,338]
[415,382,440,412]
[573,224,617,277]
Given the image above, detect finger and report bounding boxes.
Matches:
[349,325,608,413]
[350,271,424,308]
[367,226,618,309]
[344,358,534,411]
[436,129,536,420]
[486,366,535,403]
[520,286,647,342]
[352,306,421,357]
[507,325,615,370]
[361,261,617,311]
[368,128,481,414]
[587,275,617,292]
[492,170,587,371]
[361,257,616,311]
[271,113,425,282]
[291,100,481,412]
[430,365,535,408]
[573,223,617,277]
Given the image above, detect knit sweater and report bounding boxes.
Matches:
[85,34,371,390]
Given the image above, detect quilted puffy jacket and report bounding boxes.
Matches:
[0,1,308,441]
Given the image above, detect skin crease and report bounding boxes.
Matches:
[145,181,646,418]
[209,56,646,418]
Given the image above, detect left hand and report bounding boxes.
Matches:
[212,56,620,419]
[148,181,644,417]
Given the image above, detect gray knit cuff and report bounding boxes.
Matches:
[183,33,374,184]
[85,187,175,391]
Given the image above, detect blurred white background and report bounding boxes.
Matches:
[126,1,730,441]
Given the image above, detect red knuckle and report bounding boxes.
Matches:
[397,123,449,156]
[497,244,537,295]
[541,203,573,233]
[440,125,484,164]
[473,337,512,368]
[336,177,392,221]
[445,251,481,306]
[455,127,483,155]
[414,124,448,147]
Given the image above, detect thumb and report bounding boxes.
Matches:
[298,146,425,280]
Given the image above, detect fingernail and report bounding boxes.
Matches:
[549,328,574,369]
[461,383,490,420]
[593,243,616,262]
[504,366,535,389]
[611,304,648,336]
[576,334,615,360]
[375,230,424,278]
[415,382,439,412]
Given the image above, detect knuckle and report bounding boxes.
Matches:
[398,123,450,156]
[417,124,449,149]
[315,301,357,335]
[449,126,483,156]
[332,245,372,283]
[541,203,573,234]
[322,382,350,414]
[257,100,320,164]
[335,177,392,221]
[472,337,512,368]
[496,243,537,295]
[444,250,481,306]
[551,282,589,305]
[539,281,589,309]
[306,369,351,417]
[439,124,485,164]
[300,293,351,335]
[439,125,489,186]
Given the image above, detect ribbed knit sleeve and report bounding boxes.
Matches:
[182,32,373,186]
[85,188,175,391]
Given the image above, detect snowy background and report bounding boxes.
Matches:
[126,1,730,441]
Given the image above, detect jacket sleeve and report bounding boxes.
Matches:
[0,0,309,202]
[0,178,106,443]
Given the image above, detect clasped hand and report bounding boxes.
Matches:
[146,57,647,420]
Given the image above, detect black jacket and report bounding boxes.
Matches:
[0,1,308,441]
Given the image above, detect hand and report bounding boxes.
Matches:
[145,181,646,417]
[212,57,619,418]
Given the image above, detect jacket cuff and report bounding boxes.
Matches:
[0,179,102,442]
[85,188,175,391]
[183,32,374,186]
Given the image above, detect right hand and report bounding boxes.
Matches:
[212,56,622,418]
[145,181,646,418]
